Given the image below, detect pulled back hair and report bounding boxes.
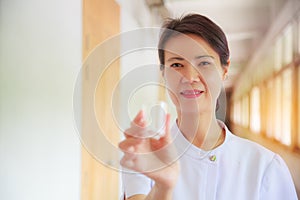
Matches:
[158,14,230,70]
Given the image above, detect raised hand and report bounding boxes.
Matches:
[119,110,180,190]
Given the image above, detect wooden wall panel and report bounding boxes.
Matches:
[81,0,120,199]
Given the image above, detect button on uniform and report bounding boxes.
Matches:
[209,155,217,162]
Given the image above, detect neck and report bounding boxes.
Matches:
[177,110,224,150]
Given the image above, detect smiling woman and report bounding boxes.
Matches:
[119,14,298,200]
[163,33,227,115]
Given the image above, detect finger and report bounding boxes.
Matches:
[120,159,135,169]
[150,114,171,149]
[131,110,146,128]
[163,113,171,142]
[123,110,147,138]
[118,138,142,152]
[125,126,145,138]
[123,128,134,139]
[120,153,136,169]
[125,126,155,139]
[152,113,171,141]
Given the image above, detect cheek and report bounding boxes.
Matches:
[202,70,223,98]
[164,69,182,89]
[164,70,182,105]
[165,78,180,103]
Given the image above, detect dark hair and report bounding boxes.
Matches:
[158,14,230,70]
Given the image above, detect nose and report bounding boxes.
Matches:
[181,65,201,83]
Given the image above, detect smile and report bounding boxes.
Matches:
[180,89,204,98]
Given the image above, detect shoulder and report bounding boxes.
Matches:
[219,121,275,157]
[260,154,298,198]
[225,128,275,161]
[220,126,277,172]
[222,131,298,199]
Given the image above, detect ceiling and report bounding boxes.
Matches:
[144,0,288,90]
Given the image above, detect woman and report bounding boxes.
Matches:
[118,14,297,200]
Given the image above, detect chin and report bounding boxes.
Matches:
[178,102,214,114]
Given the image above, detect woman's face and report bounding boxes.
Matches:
[163,34,228,114]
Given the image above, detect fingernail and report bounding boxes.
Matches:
[152,135,161,140]
[127,146,134,152]
[139,110,146,124]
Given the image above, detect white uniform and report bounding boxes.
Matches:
[122,121,298,200]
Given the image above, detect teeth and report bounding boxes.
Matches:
[181,90,202,95]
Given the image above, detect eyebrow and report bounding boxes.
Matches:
[166,57,185,62]
[167,55,215,62]
[195,55,215,60]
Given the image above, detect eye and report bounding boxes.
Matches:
[198,61,211,67]
[170,63,183,68]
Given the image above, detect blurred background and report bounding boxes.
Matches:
[1,0,300,199]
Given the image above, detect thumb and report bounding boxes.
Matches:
[150,113,171,149]
[162,113,171,143]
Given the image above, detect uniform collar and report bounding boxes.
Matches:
[171,120,233,161]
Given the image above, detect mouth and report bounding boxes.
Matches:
[180,89,204,99]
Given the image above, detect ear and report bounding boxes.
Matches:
[222,60,230,80]
[161,68,165,79]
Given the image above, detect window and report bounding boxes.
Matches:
[274,76,282,141]
[274,36,283,71]
[283,24,293,65]
[242,95,249,128]
[231,12,300,149]
[281,69,292,145]
[250,87,260,133]
[266,80,274,138]
[298,14,300,54]
[298,66,300,148]
[233,100,241,125]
